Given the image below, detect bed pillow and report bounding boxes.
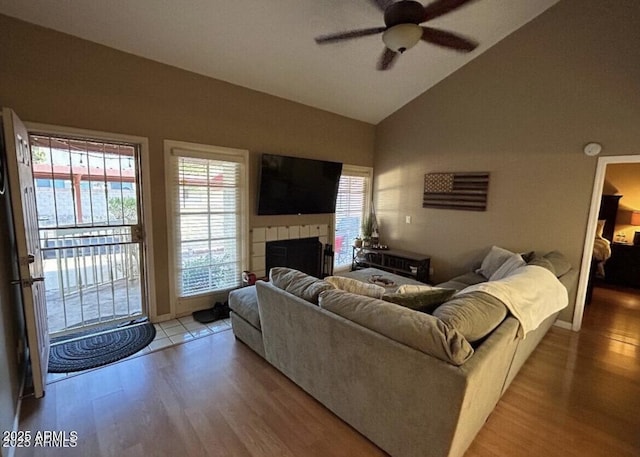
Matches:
[324,276,386,299]
[269,267,333,304]
[475,246,517,279]
[382,288,457,313]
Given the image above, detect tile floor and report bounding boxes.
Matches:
[46,316,232,384]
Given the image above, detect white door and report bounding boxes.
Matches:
[2,108,49,398]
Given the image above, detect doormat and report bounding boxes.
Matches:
[48,322,155,373]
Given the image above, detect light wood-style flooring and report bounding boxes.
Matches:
[17,286,640,457]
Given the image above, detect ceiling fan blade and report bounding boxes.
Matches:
[421,26,478,51]
[422,0,476,22]
[377,48,398,71]
[315,27,386,44]
[370,0,394,12]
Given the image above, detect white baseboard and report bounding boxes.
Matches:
[553,319,573,330]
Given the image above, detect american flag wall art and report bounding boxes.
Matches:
[423,172,490,211]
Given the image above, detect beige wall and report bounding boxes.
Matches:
[0,14,375,318]
[374,0,640,323]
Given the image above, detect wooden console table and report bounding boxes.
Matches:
[351,247,430,283]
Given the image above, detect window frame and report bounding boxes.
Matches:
[333,164,373,272]
[164,140,249,316]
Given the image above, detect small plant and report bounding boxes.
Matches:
[361,214,373,240]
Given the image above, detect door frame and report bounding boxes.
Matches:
[25,122,159,322]
[573,154,640,331]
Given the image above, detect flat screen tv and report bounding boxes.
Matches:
[257,153,343,215]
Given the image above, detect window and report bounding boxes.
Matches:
[166,142,248,307]
[334,165,372,270]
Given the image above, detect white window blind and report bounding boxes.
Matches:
[169,151,245,297]
[334,166,372,270]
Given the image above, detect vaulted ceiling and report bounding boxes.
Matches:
[0,0,560,124]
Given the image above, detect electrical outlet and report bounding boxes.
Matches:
[429,267,434,276]
[405,215,411,224]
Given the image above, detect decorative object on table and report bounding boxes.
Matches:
[242,270,257,286]
[423,172,490,211]
[369,274,396,287]
[354,237,363,248]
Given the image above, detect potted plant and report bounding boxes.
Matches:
[361,214,373,246]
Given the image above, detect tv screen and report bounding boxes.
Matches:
[257,154,343,215]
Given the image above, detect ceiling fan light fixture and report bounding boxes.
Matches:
[382,23,422,53]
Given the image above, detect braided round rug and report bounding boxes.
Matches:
[48,322,156,373]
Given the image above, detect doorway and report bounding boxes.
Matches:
[28,133,149,337]
[574,155,640,332]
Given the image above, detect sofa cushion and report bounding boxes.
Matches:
[528,256,556,275]
[269,267,333,304]
[543,251,572,277]
[475,246,517,279]
[325,276,385,299]
[432,291,508,343]
[228,285,261,329]
[319,289,474,365]
[382,288,456,313]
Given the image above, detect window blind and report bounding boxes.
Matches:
[169,153,244,297]
[334,166,372,269]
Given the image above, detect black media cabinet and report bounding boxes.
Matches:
[351,247,430,284]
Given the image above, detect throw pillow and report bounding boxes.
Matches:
[432,291,508,343]
[395,284,434,294]
[488,253,526,281]
[475,246,517,279]
[269,267,333,304]
[382,288,457,313]
[325,276,385,299]
[543,251,572,277]
[527,256,556,275]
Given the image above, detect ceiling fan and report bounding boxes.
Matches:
[315,0,479,70]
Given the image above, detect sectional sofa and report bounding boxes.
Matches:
[229,249,577,457]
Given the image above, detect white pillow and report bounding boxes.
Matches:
[489,253,526,281]
[324,276,386,299]
[396,284,435,294]
[475,246,517,279]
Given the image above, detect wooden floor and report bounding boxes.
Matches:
[17,286,640,457]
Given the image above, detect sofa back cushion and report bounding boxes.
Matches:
[325,276,385,298]
[432,291,507,343]
[269,267,333,304]
[319,289,474,366]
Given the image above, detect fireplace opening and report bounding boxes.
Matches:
[266,237,323,278]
